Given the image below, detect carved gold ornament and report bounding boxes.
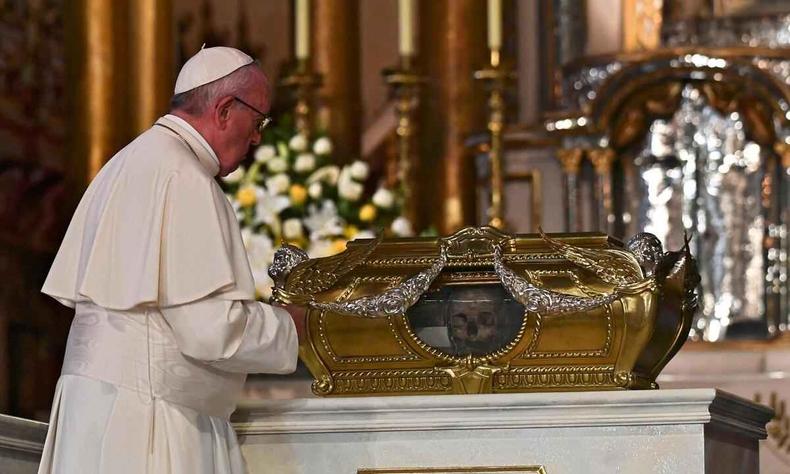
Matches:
[274,226,699,396]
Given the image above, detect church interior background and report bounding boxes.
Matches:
[1,0,790,470]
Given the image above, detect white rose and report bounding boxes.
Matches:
[266,156,288,173]
[304,201,343,237]
[349,160,369,180]
[313,136,333,155]
[254,145,276,163]
[241,230,275,267]
[289,133,308,152]
[372,188,394,209]
[391,216,414,237]
[222,165,245,184]
[294,153,316,173]
[307,165,340,186]
[266,174,291,194]
[338,173,364,201]
[308,182,323,199]
[283,218,304,240]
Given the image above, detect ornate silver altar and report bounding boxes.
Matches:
[538,47,790,342]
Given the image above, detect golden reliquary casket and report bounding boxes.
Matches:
[269,226,700,397]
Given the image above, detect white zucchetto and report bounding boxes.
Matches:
[174,45,254,94]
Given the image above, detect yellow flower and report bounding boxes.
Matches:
[331,239,347,254]
[359,203,377,222]
[343,225,358,240]
[289,184,308,206]
[236,185,257,207]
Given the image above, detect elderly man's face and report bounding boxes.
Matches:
[216,71,271,176]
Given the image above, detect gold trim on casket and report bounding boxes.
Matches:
[271,226,699,396]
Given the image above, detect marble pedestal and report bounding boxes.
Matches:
[234,388,772,474]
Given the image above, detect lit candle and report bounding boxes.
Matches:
[487,0,502,51]
[295,0,310,60]
[398,0,415,57]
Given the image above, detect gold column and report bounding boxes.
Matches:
[418,0,486,234]
[588,147,616,234]
[556,148,584,232]
[65,0,130,197]
[129,0,175,135]
[622,0,663,52]
[312,0,361,162]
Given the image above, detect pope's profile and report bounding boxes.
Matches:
[37,46,306,474]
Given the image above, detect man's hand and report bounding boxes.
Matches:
[283,304,307,343]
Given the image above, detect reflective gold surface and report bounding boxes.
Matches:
[280,226,698,397]
[622,0,663,52]
[129,0,174,135]
[66,0,130,189]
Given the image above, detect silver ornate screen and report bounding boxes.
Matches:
[624,84,776,340]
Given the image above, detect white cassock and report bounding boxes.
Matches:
[37,115,298,473]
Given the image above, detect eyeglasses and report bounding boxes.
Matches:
[233,96,272,134]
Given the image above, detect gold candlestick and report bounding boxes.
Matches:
[282,58,322,137]
[474,49,515,230]
[383,55,422,226]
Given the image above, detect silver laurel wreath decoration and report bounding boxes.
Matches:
[309,248,448,318]
[492,246,619,314]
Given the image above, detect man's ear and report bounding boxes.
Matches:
[214,96,235,129]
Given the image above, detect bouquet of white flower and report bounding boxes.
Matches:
[221,120,413,300]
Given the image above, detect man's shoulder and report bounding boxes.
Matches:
[118,126,208,177]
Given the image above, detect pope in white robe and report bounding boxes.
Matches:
[37,47,303,473]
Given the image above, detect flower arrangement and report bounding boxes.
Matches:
[221,120,413,300]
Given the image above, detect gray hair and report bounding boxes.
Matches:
[170,63,262,115]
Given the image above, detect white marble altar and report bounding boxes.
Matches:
[233,388,772,474]
[0,414,46,474]
[659,342,790,473]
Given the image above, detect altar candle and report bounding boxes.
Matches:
[398,0,415,56]
[295,0,310,60]
[487,0,502,50]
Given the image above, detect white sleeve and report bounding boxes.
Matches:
[160,297,299,374]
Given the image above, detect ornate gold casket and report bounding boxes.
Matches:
[270,227,699,397]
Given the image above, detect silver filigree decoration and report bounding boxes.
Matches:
[269,244,310,290]
[492,246,619,315]
[626,232,664,277]
[310,249,448,318]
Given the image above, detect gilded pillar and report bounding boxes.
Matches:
[556,148,583,232]
[418,0,486,234]
[129,0,175,135]
[312,0,361,162]
[65,0,130,196]
[622,0,663,52]
[588,147,616,234]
